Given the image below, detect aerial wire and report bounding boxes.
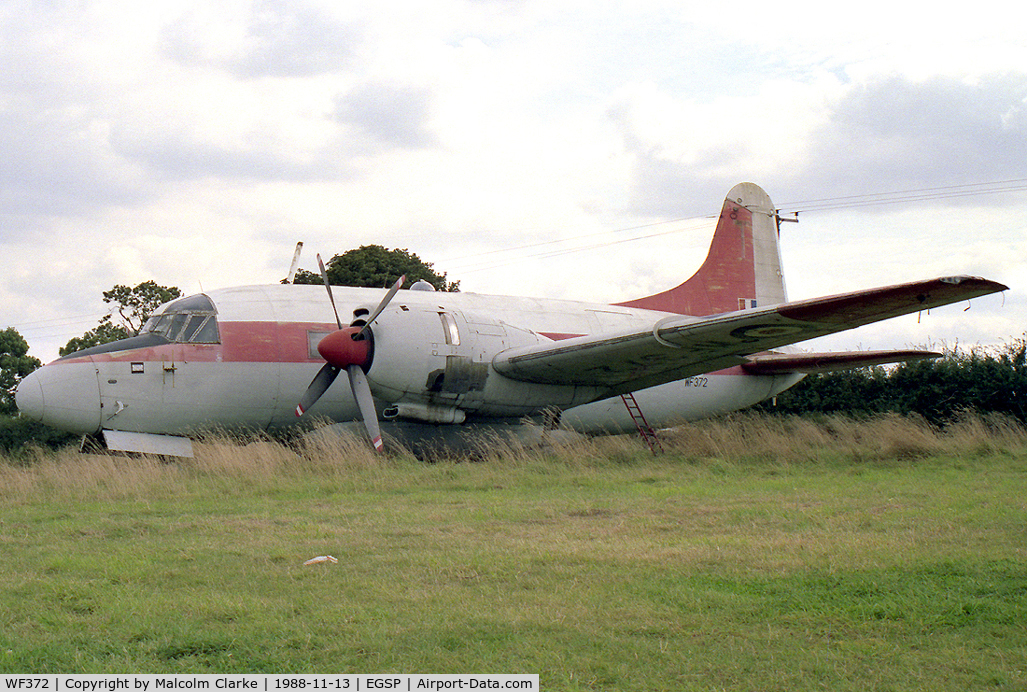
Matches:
[440,177,1027,274]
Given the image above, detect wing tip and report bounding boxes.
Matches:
[940,275,1009,292]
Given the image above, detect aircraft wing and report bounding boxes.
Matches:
[492,275,1006,397]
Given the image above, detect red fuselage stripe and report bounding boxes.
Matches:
[57,322,335,365]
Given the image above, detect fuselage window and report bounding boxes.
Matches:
[439,312,460,346]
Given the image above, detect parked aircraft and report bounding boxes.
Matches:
[15,183,1007,456]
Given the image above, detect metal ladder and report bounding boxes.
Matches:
[620,393,664,454]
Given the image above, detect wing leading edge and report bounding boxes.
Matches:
[492,275,1007,397]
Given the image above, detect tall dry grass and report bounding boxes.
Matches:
[0,427,413,503]
[1,412,1025,502]
[660,411,1027,463]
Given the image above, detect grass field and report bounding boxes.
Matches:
[1,413,1025,690]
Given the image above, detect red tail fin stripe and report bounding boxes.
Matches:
[616,183,783,317]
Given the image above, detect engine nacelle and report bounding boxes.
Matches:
[366,307,594,418]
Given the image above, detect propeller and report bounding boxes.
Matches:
[295,253,405,453]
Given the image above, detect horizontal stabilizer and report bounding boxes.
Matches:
[742,350,941,375]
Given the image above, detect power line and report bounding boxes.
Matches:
[6,313,101,328]
[442,178,1027,275]
[780,178,1027,212]
[453,217,714,275]
[442,214,712,266]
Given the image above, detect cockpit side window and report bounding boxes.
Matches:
[167,313,189,341]
[144,293,220,344]
[149,314,174,337]
[192,316,219,344]
[179,315,205,342]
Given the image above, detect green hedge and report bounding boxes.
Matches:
[758,338,1027,424]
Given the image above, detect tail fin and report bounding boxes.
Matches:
[616,182,786,316]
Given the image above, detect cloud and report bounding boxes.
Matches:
[803,74,1027,196]
[107,124,354,183]
[0,108,152,233]
[610,73,1027,215]
[606,77,837,216]
[161,1,361,79]
[333,82,438,150]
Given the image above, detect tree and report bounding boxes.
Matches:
[1,327,40,415]
[60,281,182,356]
[293,245,459,292]
[102,281,183,333]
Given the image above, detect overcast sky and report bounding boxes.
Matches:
[3,0,1025,364]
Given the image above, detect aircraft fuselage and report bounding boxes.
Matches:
[16,283,801,439]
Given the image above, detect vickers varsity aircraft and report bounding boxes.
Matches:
[16,183,1007,456]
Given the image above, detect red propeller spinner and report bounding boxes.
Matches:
[316,326,372,371]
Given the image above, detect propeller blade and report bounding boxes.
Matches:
[318,254,344,330]
[356,274,406,338]
[347,364,383,452]
[295,363,340,416]
[285,241,303,284]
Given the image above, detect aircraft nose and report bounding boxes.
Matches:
[15,370,45,421]
[15,361,102,434]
